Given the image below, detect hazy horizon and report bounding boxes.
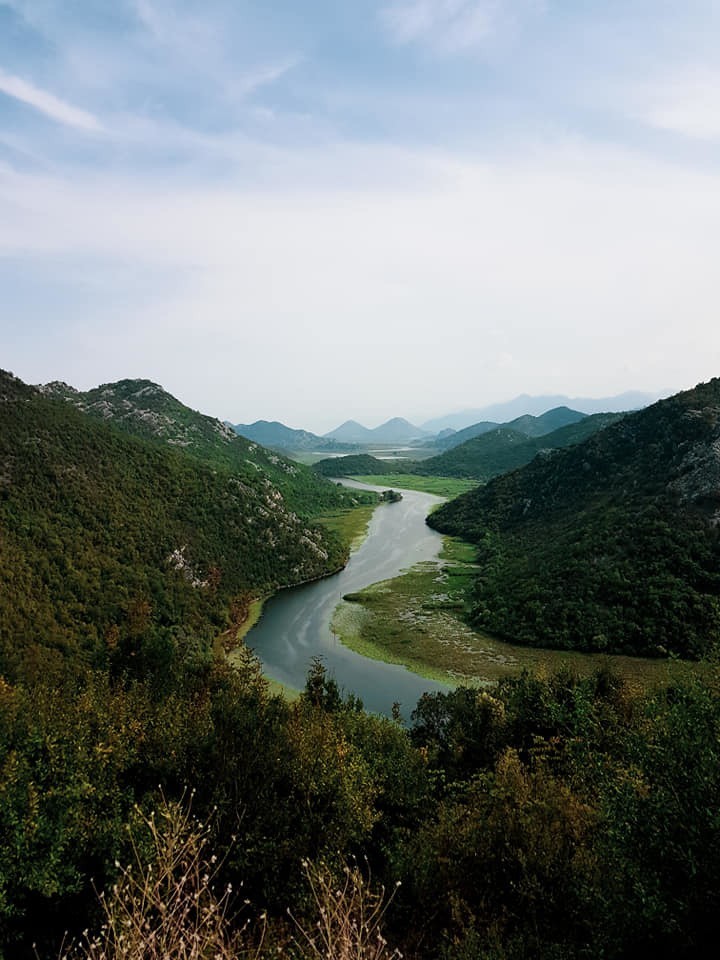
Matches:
[2,1,719,430]
[14,367,674,436]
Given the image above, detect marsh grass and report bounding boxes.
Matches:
[315,503,377,552]
[349,475,478,499]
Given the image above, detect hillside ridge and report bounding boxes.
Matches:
[428,378,720,659]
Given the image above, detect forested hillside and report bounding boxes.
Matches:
[429,379,720,658]
[43,378,356,517]
[428,405,587,452]
[421,412,625,479]
[0,371,359,680]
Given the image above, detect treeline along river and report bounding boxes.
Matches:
[245,480,450,715]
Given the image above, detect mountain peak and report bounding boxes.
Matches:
[0,369,37,402]
[324,417,427,444]
[324,420,373,442]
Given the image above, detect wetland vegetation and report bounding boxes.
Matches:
[332,539,697,691]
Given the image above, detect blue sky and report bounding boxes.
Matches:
[1,0,719,431]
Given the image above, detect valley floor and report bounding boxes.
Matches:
[350,473,479,499]
[332,538,703,691]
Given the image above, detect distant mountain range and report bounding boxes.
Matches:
[242,393,662,452]
[419,412,625,480]
[426,406,587,452]
[324,417,429,445]
[232,420,357,453]
[420,391,664,433]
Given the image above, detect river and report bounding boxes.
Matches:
[245,481,451,717]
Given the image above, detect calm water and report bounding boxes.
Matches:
[246,480,451,717]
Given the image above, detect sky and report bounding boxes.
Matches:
[1,1,719,433]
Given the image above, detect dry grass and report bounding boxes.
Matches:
[65,797,252,960]
[63,798,400,960]
[290,859,402,960]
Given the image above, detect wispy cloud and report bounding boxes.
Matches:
[0,68,101,131]
[380,0,541,53]
[640,67,720,141]
[233,59,300,99]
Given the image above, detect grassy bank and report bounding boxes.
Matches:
[315,501,377,552]
[266,676,302,700]
[350,474,479,499]
[332,537,702,691]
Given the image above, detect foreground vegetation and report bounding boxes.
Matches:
[2,647,719,959]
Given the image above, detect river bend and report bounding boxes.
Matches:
[246,481,450,716]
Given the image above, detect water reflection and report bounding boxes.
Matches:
[245,481,451,716]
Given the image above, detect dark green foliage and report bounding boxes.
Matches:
[399,669,720,959]
[0,371,352,680]
[2,638,720,960]
[313,453,407,477]
[429,380,720,658]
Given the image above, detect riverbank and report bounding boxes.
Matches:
[229,497,380,700]
[331,537,702,691]
[350,473,478,499]
[314,500,377,552]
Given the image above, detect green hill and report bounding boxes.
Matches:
[233,419,357,453]
[419,412,624,479]
[425,406,587,452]
[0,372,357,680]
[428,380,720,659]
[43,378,358,518]
[312,452,407,477]
[505,406,586,438]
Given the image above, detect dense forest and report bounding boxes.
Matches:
[2,370,720,958]
[2,647,719,959]
[43,378,361,518]
[0,371,373,679]
[429,379,720,659]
